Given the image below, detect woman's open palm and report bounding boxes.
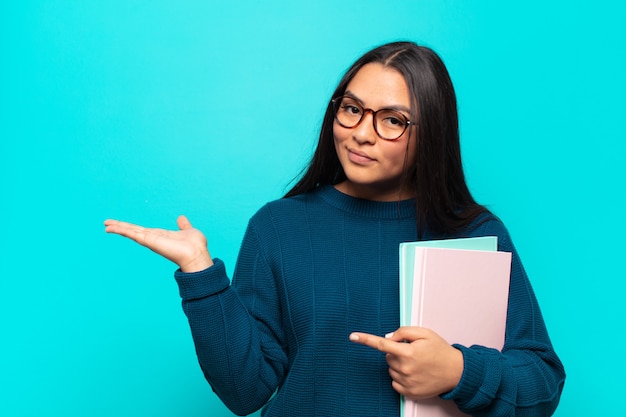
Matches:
[104,215,213,272]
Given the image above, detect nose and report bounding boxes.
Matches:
[352,110,377,144]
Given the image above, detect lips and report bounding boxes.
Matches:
[347,148,376,164]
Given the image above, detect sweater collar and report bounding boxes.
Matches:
[315,185,416,219]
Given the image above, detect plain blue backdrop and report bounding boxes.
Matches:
[1,1,624,416]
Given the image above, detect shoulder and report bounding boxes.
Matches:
[462,211,516,252]
[251,193,313,222]
[245,191,322,237]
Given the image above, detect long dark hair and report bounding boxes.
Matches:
[285,41,486,237]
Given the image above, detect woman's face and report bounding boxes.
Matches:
[333,63,417,202]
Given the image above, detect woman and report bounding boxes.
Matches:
[105,41,565,416]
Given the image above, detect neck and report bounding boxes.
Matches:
[333,181,414,202]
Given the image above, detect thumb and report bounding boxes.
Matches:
[177,215,193,230]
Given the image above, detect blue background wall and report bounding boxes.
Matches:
[2,1,624,415]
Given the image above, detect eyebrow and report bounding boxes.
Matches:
[343,90,412,114]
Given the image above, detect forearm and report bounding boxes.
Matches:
[444,343,564,416]
[175,260,286,415]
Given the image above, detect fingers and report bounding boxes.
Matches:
[104,219,124,228]
[386,327,432,343]
[105,217,193,231]
[104,219,141,234]
[104,220,152,244]
[349,332,406,355]
[104,219,141,230]
[105,216,193,236]
[103,219,168,250]
[349,327,437,354]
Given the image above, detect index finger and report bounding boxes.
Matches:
[349,332,405,355]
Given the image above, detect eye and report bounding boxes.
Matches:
[379,111,408,127]
[340,102,362,115]
[386,116,403,126]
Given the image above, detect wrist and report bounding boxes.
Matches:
[441,346,464,394]
[180,251,213,273]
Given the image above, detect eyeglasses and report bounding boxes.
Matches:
[331,95,415,141]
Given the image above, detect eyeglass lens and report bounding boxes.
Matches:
[333,96,410,140]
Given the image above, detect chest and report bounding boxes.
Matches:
[273,222,411,343]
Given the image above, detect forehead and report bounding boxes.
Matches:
[345,63,410,108]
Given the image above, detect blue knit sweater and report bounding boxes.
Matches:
[174,185,565,416]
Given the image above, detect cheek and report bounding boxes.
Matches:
[395,130,417,163]
[385,143,411,164]
[333,122,347,144]
[405,138,417,163]
[333,126,351,158]
[381,141,415,173]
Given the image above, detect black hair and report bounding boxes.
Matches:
[284,41,486,238]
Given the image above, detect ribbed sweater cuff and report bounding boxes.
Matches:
[174,258,230,300]
[441,344,484,403]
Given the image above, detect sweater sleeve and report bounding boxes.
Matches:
[174,220,288,416]
[441,219,566,416]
